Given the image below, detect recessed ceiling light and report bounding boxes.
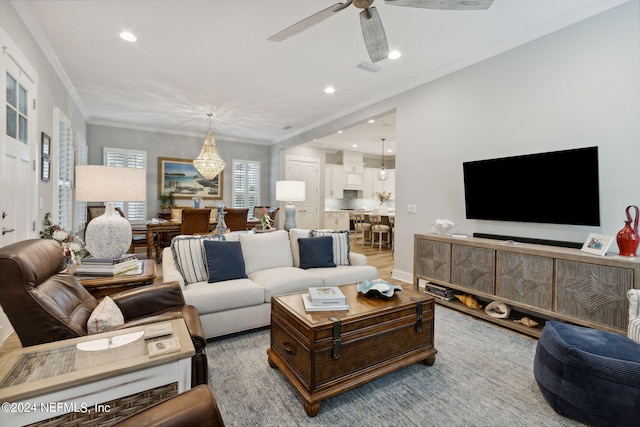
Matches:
[387,149,393,153]
[337,130,343,134]
[388,50,402,60]
[352,144,358,148]
[324,86,335,94]
[368,119,375,123]
[119,31,137,42]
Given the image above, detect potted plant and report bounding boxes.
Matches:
[160,192,175,212]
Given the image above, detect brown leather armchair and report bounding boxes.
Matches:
[0,238,208,387]
[114,385,225,427]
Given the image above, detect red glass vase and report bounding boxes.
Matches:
[616,205,639,257]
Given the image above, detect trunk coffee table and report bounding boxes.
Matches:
[267,284,436,416]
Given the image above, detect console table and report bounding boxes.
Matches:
[0,319,194,426]
[414,233,640,337]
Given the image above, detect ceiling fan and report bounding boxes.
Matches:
[268,0,494,63]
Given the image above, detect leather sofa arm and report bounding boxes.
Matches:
[114,385,225,427]
[111,281,186,320]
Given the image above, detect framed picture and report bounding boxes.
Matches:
[581,233,614,256]
[158,157,224,200]
[41,158,50,182]
[41,132,50,158]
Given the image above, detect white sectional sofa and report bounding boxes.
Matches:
[162,229,378,339]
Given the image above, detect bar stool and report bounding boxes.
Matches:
[370,214,391,250]
[351,212,371,246]
[388,214,395,257]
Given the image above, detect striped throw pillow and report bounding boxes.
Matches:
[171,234,226,284]
[628,289,640,344]
[311,230,350,266]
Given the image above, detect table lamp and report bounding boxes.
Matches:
[276,181,306,231]
[75,165,146,259]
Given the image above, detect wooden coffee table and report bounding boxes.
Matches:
[267,284,436,416]
[73,259,157,298]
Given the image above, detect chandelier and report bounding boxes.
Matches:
[377,138,388,181]
[193,113,226,180]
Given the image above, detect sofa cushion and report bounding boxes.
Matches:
[183,279,265,314]
[309,265,379,287]
[311,230,351,266]
[87,296,124,334]
[248,267,323,302]
[289,229,312,268]
[239,230,293,275]
[299,236,336,269]
[171,234,227,284]
[204,240,247,283]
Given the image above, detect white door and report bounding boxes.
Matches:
[0,34,39,344]
[286,156,319,230]
[1,41,38,248]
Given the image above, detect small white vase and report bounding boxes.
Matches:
[378,202,389,215]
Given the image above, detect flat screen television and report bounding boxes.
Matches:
[463,147,600,226]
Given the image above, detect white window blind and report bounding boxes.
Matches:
[75,133,88,231]
[103,147,147,223]
[232,159,260,210]
[56,111,73,232]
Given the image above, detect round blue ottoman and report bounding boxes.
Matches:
[533,321,640,426]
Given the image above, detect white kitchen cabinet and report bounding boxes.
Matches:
[324,211,350,231]
[364,168,395,199]
[325,165,344,198]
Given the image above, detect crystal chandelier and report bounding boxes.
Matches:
[193,113,226,180]
[377,138,388,181]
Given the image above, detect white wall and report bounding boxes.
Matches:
[279,1,640,283]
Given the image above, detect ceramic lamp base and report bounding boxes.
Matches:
[283,203,297,231]
[85,202,132,259]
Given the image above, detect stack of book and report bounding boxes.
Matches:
[423,282,458,301]
[74,254,140,276]
[302,286,349,312]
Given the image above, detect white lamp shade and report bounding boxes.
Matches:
[75,165,146,202]
[276,181,306,202]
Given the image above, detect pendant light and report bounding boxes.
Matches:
[377,138,388,181]
[193,113,226,180]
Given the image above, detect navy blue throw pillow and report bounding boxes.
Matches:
[298,236,336,269]
[203,240,248,283]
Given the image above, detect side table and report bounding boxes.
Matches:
[73,260,157,298]
[0,318,194,426]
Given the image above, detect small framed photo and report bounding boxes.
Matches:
[581,233,614,256]
[41,132,50,158]
[41,158,50,182]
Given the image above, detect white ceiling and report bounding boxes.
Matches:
[14,0,626,156]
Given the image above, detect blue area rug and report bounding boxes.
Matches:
[207,306,586,426]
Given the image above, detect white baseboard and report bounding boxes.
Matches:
[391,269,413,285]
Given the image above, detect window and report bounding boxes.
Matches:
[232,159,260,210]
[5,71,28,144]
[103,147,147,223]
[75,133,87,230]
[56,110,73,232]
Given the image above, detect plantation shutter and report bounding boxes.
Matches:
[75,133,88,231]
[232,159,260,210]
[103,147,147,223]
[56,111,73,232]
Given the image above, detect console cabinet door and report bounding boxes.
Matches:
[451,245,495,294]
[556,260,632,330]
[415,239,451,284]
[496,252,553,310]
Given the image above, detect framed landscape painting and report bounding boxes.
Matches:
[158,157,224,200]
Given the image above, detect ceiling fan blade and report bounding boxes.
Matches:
[268,2,352,42]
[384,0,494,10]
[360,7,388,63]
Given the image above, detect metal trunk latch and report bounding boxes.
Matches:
[328,316,341,359]
[411,297,423,332]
